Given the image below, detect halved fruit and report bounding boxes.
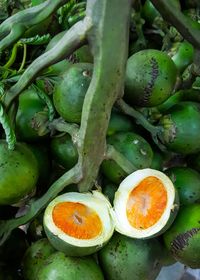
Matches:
[44,191,115,256]
[113,168,179,238]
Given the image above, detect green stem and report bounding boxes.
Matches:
[4,20,90,109]
[106,144,136,174]
[77,0,131,192]
[150,0,200,49]
[3,43,18,69]
[0,166,80,245]
[116,99,161,135]
[18,43,27,72]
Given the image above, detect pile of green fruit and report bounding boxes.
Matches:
[0,0,199,279]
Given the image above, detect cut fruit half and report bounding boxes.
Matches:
[44,191,115,256]
[113,168,179,239]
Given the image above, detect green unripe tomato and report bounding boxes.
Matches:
[159,102,200,155]
[53,63,93,123]
[125,49,178,107]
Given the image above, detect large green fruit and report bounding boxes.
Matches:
[165,167,200,205]
[0,140,39,205]
[159,102,200,154]
[16,89,49,142]
[107,111,134,136]
[98,232,162,280]
[53,63,93,124]
[163,204,200,268]
[101,132,153,184]
[124,49,177,107]
[22,238,56,280]
[36,252,104,280]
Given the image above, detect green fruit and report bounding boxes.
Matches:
[0,140,38,205]
[102,182,118,205]
[43,191,115,257]
[22,238,56,280]
[142,0,160,25]
[50,133,78,170]
[53,63,93,123]
[101,132,153,184]
[16,89,49,142]
[163,204,200,268]
[159,102,200,154]
[165,167,200,205]
[125,49,177,107]
[187,152,200,172]
[36,252,104,280]
[107,111,133,136]
[98,232,162,280]
[74,45,93,63]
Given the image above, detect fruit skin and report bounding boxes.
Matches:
[0,140,39,205]
[101,132,153,184]
[16,89,49,142]
[159,102,200,155]
[36,252,104,280]
[50,133,78,170]
[165,167,200,205]
[53,63,93,124]
[124,49,177,107]
[22,238,56,280]
[98,232,162,280]
[163,204,200,268]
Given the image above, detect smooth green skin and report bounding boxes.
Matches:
[98,233,162,280]
[165,167,200,205]
[101,132,153,184]
[0,140,38,205]
[163,204,200,268]
[150,147,164,171]
[36,252,104,280]
[16,89,48,142]
[45,31,72,75]
[171,41,194,73]
[53,63,93,124]
[107,111,134,136]
[160,102,200,154]
[50,133,78,171]
[0,228,28,266]
[44,223,106,257]
[124,49,177,107]
[29,143,51,192]
[74,45,93,63]
[22,238,56,280]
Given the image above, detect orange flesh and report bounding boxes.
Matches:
[52,202,102,239]
[126,176,167,230]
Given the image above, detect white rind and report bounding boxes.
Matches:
[113,168,176,238]
[44,191,115,247]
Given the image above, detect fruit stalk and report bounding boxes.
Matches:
[77,0,131,192]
